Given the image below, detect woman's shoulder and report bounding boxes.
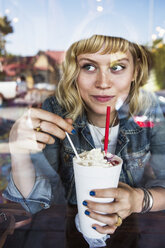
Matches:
[139,89,160,109]
[139,89,165,117]
[140,89,158,101]
[42,95,66,116]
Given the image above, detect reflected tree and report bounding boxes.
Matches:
[151,39,165,89]
[0,16,13,56]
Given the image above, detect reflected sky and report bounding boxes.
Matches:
[0,0,165,55]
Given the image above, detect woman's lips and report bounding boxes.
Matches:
[92,95,114,103]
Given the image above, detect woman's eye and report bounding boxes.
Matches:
[82,64,96,72]
[111,64,125,72]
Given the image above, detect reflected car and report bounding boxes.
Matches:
[155,90,165,116]
[33,82,56,91]
[0,81,17,99]
[0,81,17,105]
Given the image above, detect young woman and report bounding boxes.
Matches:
[4,35,165,237]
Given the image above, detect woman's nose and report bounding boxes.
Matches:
[95,70,112,88]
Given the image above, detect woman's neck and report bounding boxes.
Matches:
[87,111,118,128]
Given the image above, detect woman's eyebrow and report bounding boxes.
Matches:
[110,58,130,64]
[78,57,130,65]
[78,58,96,63]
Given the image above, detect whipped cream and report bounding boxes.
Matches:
[76,148,118,167]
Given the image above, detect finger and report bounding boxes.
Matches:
[36,141,46,150]
[85,200,120,214]
[85,209,118,227]
[10,127,36,143]
[10,139,45,153]
[27,117,74,140]
[14,113,39,131]
[38,121,68,140]
[92,224,117,235]
[118,182,128,188]
[26,118,41,130]
[28,108,74,134]
[89,188,120,199]
[34,130,55,144]
[19,126,55,145]
[22,139,46,151]
[65,118,73,124]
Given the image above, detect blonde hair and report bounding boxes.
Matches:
[56,34,150,120]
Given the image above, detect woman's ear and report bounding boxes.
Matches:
[131,71,136,82]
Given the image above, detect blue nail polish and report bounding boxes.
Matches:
[85,210,90,216]
[90,191,95,196]
[92,226,96,230]
[82,201,88,206]
[71,129,76,134]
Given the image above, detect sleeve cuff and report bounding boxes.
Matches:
[3,173,52,214]
[144,179,165,189]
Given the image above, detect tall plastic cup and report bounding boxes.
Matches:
[73,155,122,239]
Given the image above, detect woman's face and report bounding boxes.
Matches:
[77,50,135,121]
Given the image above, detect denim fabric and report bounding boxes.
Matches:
[3,92,165,214]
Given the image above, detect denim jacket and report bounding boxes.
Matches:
[3,92,165,214]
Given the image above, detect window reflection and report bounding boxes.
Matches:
[0,1,165,247]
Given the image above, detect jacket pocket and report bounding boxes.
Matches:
[123,148,151,186]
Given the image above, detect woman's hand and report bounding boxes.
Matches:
[9,107,75,154]
[83,182,143,234]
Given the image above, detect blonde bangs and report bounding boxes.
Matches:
[74,35,130,56]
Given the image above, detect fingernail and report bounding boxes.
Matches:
[85,210,90,216]
[71,129,76,134]
[82,201,88,206]
[90,191,95,196]
[92,226,96,230]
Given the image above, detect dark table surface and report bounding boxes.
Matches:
[1,203,165,248]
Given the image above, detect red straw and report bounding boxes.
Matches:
[104,106,111,154]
